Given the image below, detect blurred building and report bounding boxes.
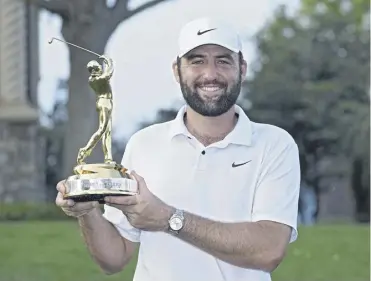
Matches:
[0,0,45,202]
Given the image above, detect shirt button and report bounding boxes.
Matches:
[201,150,206,155]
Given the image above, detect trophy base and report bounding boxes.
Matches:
[65,191,134,204]
[64,162,138,204]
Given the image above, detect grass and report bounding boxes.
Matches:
[0,221,369,281]
[273,224,370,281]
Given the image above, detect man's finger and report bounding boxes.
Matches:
[105,195,138,205]
[68,201,99,212]
[55,192,74,207]
[131,171,148,194]
[56,180,67,194]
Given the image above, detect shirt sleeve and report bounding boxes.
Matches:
[102,136,142,243]
[251,138,301,243]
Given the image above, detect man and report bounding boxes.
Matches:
[56,17,301,281]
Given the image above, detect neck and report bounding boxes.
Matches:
[184,106,237,146]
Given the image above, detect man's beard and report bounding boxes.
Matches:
[178,69,242,117]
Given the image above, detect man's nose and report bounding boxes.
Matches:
[202,63,218,80]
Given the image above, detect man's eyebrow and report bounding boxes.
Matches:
[184,54,205,60]
[215,54,234,60]
[184,53,235,61]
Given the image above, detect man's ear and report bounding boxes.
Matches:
[172,59,180,83]
[240,59,248,82]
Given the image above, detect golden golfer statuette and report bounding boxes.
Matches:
[49,38,138,203]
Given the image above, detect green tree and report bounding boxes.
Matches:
[243,0,369,221]
[300,0,370,27]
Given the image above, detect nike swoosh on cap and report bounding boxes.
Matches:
[197,28,216,35]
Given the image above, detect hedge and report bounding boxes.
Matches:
[0,203,78,221]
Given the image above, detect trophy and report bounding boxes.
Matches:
[49,38,138,203]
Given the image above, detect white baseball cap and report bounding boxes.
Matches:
[177,17,242,58]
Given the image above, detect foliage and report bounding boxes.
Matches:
[0,203,107,221]
[0,203,71,221]
[300,0,370,27]
[242,0,370,221]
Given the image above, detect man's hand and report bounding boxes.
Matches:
[104,171,174,232]
[55,180,99,218]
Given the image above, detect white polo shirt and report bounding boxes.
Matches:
[103,105,301,281]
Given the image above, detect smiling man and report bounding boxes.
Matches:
[55,17,301,281]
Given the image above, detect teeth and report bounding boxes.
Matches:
[200,86,221,92]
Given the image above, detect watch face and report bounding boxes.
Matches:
[170,217,183,231]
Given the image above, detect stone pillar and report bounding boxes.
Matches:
[0,0,46,203]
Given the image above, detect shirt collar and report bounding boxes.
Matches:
[168,104,253,146]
